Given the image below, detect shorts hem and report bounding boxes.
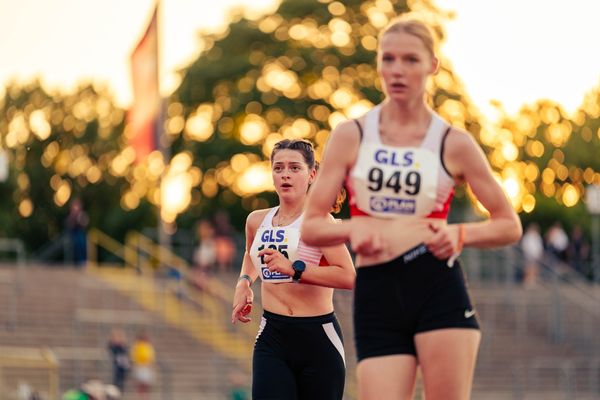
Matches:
[357,349,417,362]
[415,323,480,334]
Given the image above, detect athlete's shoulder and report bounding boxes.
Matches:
[330,118,362,143]
[444,125,478,150]
[246,208,273,230]
[331,104,380,141]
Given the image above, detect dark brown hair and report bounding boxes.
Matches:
[271,139,316,168]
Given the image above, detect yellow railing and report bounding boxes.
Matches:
[87,229,126,268]
[124,230,259,340]
[0,346,59,400]
[87,228,257,348]
[89,228,240,312]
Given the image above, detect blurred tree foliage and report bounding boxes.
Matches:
[494,90,600,234]
[0,0,598,255]
[0,82,155,254]
[171,0,483,230]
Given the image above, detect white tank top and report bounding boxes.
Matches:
[347,105,455,219]
[249,207,324,283]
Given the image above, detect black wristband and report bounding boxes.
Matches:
[238,274,253,286]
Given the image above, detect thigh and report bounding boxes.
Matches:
[253,341,297,400]
[415,328,481,400]
[297,321,346,400]
[297,355,345,400]
[356,354,418,400]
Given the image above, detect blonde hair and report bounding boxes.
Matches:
[379,14,437,58]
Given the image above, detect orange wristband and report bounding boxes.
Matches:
[456,224,465,253]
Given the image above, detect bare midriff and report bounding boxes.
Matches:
[352,215,447,267]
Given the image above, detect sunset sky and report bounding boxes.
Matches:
[0,0,598,120]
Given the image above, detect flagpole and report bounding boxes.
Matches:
[156,0,172,268]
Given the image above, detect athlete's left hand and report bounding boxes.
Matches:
[425,222,459,260]
[259,248,294,276]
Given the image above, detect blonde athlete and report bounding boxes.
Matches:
[301,15,522,400]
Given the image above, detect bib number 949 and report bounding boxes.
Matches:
[367,167,421,195]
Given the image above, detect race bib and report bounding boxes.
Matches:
[250,227,300,283]
[351,143,439,218]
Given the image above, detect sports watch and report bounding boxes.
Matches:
[291,260,306,282]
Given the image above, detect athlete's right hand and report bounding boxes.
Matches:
[232,284,254,324]
[349,218,386,256]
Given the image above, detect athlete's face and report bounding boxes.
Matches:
[378,31,438,103]
[271,149,315,201]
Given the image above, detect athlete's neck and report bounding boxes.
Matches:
[382,98,431,126]
[274,202,303,227]
[277,201,304,220]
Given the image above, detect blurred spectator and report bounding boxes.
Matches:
[66,197,89,267]
[62,379,120,400]
[568,225,591,279]
[17,382,41,400]
[192,219,217,289]
[545,222,569,262]
[107,328,130,393]
[104,385,121,400]
[130,331,156,399]
[83,380,121,400]
[166,265,185,298]
[521,223,544,288]
[214,211,237,272]
[193,219,217,270]
[62,388,88,400]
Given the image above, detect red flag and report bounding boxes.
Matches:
[128,4,159,162]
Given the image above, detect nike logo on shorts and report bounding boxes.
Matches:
[464,309,476,318]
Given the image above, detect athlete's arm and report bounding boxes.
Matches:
[427,129,522,257]
[301,120,359,247]
[305,233,356,289]
[231,210,265,324]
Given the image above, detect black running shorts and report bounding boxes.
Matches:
[353,244,480,361]
[253,310,346,400]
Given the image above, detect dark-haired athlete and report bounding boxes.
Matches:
[232,139,355,400]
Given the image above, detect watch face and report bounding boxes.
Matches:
[293,260,306,272]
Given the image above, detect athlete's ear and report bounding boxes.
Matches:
[308,167,317,185]
[430,56,440,75]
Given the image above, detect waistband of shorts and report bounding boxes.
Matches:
[357,243,431,273]
[263,309,336,324]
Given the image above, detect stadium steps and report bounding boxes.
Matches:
[0,265,253,399]
[87,266,254,361]
[471,285,599,398]
[1,265,598,399]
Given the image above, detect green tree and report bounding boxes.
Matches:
[0,82,155,254]
[495,89,600,235]
[171,0,481,231]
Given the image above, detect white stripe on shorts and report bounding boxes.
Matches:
[255,316,267,342]
[322,322,345,366]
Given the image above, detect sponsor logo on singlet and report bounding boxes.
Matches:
[374,149,414,167]
[261,268,289,280]
[260,229,286,243]
[370,196,416,214]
